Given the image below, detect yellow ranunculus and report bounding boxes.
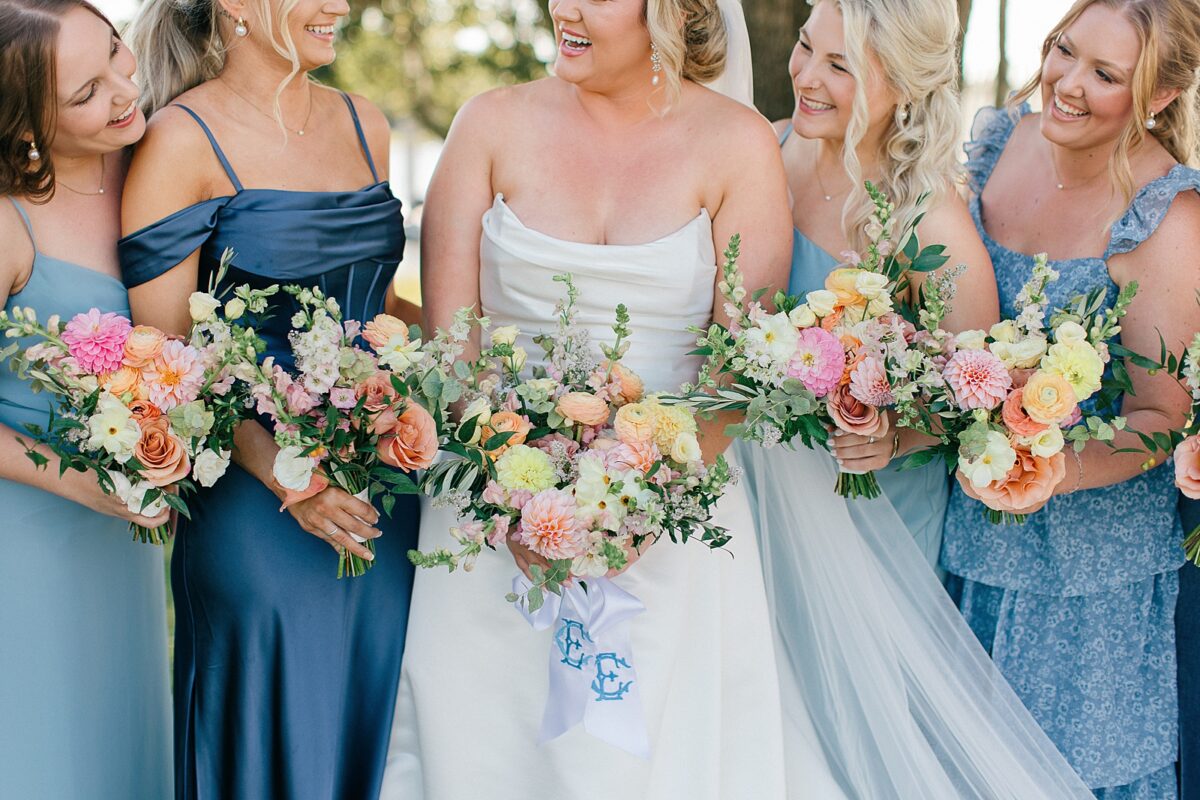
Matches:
[1041,341,1104,401]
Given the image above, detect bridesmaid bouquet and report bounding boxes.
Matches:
[900,253,1134,524]
[670,184,948,498]
[409,275,732,611]
[0,253,270,543]
[248,285,436,578]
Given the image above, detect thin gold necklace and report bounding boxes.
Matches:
[219,78,314,136]
[56,154,106,196]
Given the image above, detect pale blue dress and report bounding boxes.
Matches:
[0,198,172,799]
[943,105,1194,799]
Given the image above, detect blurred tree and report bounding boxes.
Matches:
[994,0,1009,105]
[743,0,808,122]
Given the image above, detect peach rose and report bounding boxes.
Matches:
[128,399,162,422]
[134,416,191,487]
[839,335,865,386]
[102,366,143,398]
[1175,435,1200,499]
[362,314,408,352]
[827,383,890,437]
[357,371,399,412]
[556,391,610,427]
[481,411,533,457]
[378,403,438,471]
[607,362,645,406]
[1001,388,1049,438]
[974,447,1066,512]
[1021,371,1077,425]
[122,325,166,369]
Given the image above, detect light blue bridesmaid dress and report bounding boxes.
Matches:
[943,105,1195,799]
[0,198,172,799]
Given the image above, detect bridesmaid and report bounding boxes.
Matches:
[0,1,171,797]
[942,0,1200,795]
[120,0,418,796]
[763,0,999,566]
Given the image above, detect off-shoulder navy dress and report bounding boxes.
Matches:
[119,93,419,800]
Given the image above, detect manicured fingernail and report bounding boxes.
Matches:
[364,551,375,561]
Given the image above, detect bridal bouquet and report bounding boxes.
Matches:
[671,184,948,498]
[249,285,435,577]
[899,253,1133,524]
[409,275,732,611]
[0,253,270,543]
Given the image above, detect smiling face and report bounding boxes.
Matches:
[1038,3,1143,150]
[788,1,897,144]
[230,0,349,72]
[51,6,143,157]
[547,0,653,93]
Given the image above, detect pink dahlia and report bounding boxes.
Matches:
[943,349,1012,411]
[143,340,206,411]
[787,327,845,398]
[848,356,894,406]
[61,309,132,375]
[518,488,585,560]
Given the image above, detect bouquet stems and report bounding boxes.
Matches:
[835,470,881,500]
[334,477,375,579]
[131,522,172,546]
[982,508,1028,526]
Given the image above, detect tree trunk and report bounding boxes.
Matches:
[956,0,973,85]
[994,0,1010,106]
[743,0,810,122]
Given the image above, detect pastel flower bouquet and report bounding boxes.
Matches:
[249,285,436,578]
[0,252,270,543]
[409,275,732,611]
[899,253,1134,524]
[670,184,949,498]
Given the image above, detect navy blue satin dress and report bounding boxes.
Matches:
[119,93,418,800]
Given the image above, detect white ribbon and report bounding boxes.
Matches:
[513,575,650,758]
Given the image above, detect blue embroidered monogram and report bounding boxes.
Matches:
[555,619,592,670]
[592,653,634,701]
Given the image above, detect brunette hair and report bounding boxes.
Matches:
[0,0,114,202]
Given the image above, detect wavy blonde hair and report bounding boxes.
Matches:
[816,0,963,251]
[1010,0,1200,203]
[644,0,728,110]
[126,0,305,127]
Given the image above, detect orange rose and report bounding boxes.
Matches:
[362,314,408,352]
[827,383,889,437]
[1001,388,1049,438]
[134,416,191,487]
[839,335,865,386]
[481,411,533,457]
[1021,371,1077,425]
[128,400,162,422]
[556,391,610,427]
[607,362,644,406]
[378,402,438,471]
[974,447,1067,512]
[1176,435,1200,499]
[102,366,143,399]
[123,325,167,369]
[357,371,399,412]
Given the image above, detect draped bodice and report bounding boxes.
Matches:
[479,194,716,393]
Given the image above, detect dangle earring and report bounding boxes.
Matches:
[895,104,909,125]
[234,16,248,36]
[650,42,662,87]
[1146,111,1157,130]
[27,142,40,162]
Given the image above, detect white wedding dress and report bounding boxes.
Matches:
[381,194,845,799]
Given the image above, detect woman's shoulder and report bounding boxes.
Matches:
[452,79,557,129]
[0,197,34,297]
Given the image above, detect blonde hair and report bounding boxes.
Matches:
[126,0,306,126]
[1010,0,1200,203]
[644,0,728,109]
[817,0,963,251]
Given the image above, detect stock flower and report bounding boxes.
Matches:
[143,340,206,411]
[1175,435,1200,499]
[1000,389,1048,438]
[330,387,358,410]
[87,394,140,461]
[62,309,131,375]
[972,447,1066,512]
[1021,371,1077,425]
[1041,341,1104,401]
[848,356,893,407]
[959,429,1018,489]
[614,402,657,445]
[378,403,439,471]
[192,448,231,488]
[786,327,844,398]
[827,384,890,437]
[943,349,1012,411]
[134,416,191,487]
[187,292,221,323]
[495,444,557,492]
[556,392,610,427]
[363,314,408,351]
[122,325,166,368]
[517,488,585,560]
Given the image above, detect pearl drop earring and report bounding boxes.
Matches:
[27,142,40,162]
[1146,111,1157,130]
[234,17,248,36]
[650,42,662,87]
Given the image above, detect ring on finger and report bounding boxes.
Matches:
[868,436,876,444]
[327,525,340,539]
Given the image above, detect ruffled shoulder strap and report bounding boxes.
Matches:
[118,197,230,288]
[963,104,1026,195]
[1105,165,1200,259]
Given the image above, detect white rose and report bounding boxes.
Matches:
[510,346,528,372]
[989,336,1047,369]
[272,445,317,492]
[127,480,169,517]
[188,292,222,323]
[989,320,1019,344]
[1055,321,1088,345]
[806,289,838,318]
[461,397,492,444]
[669,431,702,464]
[954,329,988,351]
[223,298,247,321]
[854,271,890,300]
[866,293,893,317]
[788,304,817,329]
[105,470,133,504]
[192,448,232,488]
[490,325,520,347]
[1023,426,1065,458]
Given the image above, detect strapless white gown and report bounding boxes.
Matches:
[381,195,842,799]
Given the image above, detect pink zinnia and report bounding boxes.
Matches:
[143,340,206,411]
[943,349,1012,411]
[787,327,845,398]
[518,488,585,560]
[61,309,131,375]
[849,356,894,406]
